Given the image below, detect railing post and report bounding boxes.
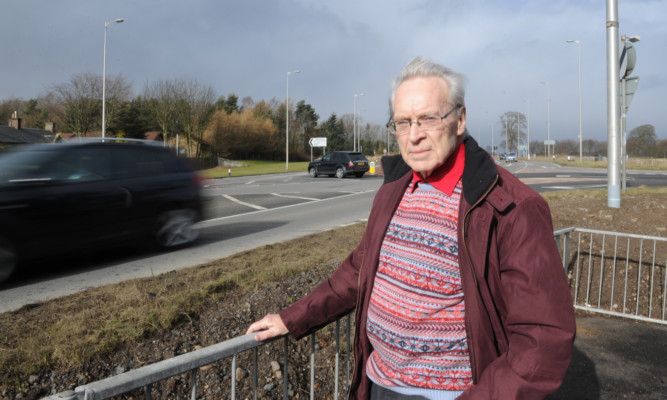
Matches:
[310,332,316,400]
[335,320,340,400]
[231,355,237,400]
[283,336,289,400]
[190,369,197,400]
[253,347,259,400]
[562,231,571,272]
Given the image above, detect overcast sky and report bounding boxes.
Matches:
[2,0,664,149]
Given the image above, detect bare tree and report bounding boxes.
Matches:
[0,97,27,125]
[143,79,179,144]
[499,111,527,153]
[48,72,130,136]
[172,79,216,157]
[50,72,100,135]
[103,74,133,135]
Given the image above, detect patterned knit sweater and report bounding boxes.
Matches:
[366,179,473,392]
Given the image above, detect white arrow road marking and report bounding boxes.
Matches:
[222,194,267,210]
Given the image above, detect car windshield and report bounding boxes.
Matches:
[0,148,56,184]
[348,153,367,161]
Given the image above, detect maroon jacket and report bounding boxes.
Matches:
[280,136,576,399]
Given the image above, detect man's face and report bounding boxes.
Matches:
[393,76,466,178]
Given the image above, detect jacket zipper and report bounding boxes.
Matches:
[461,174,499,381]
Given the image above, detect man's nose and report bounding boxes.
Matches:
[406,121,425,140]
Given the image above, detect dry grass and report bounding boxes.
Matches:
[0,224,365,382]
[531,155,667,170]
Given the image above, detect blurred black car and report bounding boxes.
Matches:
[308,151,369,178]
[0,139,203,282]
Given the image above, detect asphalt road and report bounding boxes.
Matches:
[0,173,383,312]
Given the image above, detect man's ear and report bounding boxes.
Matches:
[456,106,467,137]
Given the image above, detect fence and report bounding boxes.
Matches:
[44,227,666,399]
[554,227,667,325]
[45,315,354,400]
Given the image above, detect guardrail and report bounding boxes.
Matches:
[554,227,667,325]
[43,227,666,399]
[45,315,353,400]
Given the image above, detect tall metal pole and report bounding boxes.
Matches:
[540,81,551,158]
[606,0,621,208]
[516,110,519,155]
[491,124,494,157]
[353,93,364,152]
[504,115,508,154]
[286,70,300,171]
[102,18,123,139]
[525,99,530,160]
[567,40,583,162]
[353,95,356,152]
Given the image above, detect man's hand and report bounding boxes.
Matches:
[246,313,289,341]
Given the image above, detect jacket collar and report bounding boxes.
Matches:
[381,135,499,206]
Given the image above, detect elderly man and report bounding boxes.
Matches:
[248,57,575,399]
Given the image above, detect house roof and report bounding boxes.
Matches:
[144,131,164,141]
[0,126,54,144]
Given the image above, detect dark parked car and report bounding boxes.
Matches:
[308,151,369,178]
[0,139,203,282]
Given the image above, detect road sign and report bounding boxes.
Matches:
[309,137,327,147]
[619,41,637,79]
[544,140,555,145]
[621,76,640,111]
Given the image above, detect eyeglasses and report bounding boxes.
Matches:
[387,104,462,136]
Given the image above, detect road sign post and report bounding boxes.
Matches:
[309,137,327,161]
[619,35,640,192]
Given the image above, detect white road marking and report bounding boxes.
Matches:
[543,184,608,190]
[543,186,576,190]
[222,194,266,210]
[271,193,319,201]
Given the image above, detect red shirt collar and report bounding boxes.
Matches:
[410,142,465,196]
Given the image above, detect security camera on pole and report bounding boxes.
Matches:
[619,35,640,191]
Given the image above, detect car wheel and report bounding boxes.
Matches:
[0,238,17,283]
[335,167,345,179]
[154,209,200,249]
[309,167,318,178]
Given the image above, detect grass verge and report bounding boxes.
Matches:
[0,223,365,385]
[526,155,667,170]
[198,160,311,179]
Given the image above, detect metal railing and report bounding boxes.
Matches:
[45,314,354,400]
[554,227,667,325]
[44,227,666,399]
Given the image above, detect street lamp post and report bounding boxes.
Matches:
[525,99,530,160]
[516,110,520,156]
[567,39,583,162]
[353,93,365,152]
[540,81,551,158]
[102,18,124,139]
[286,70,300,171]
